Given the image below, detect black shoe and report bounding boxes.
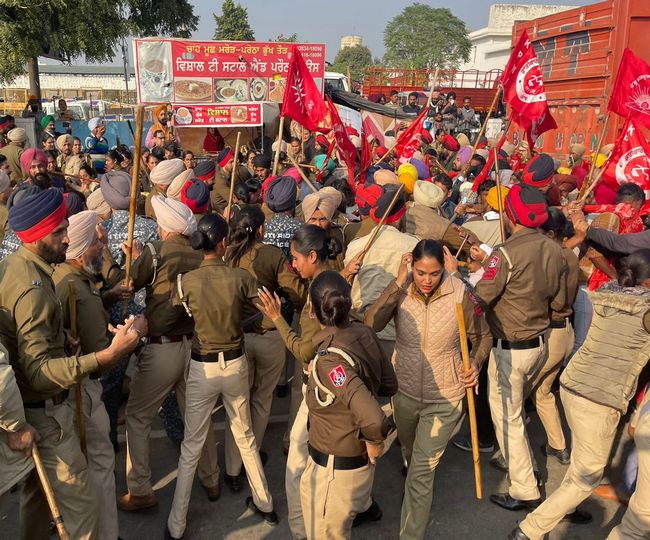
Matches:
[164,526,183,540]
[224,473,242,493]
[352,499,382,528]
[452,436,495,453]
[542,444,570,465]
[246,496,279,525]
[508,526,530,540]
[489,493,542,511]
[562,508,592,524]
[276,384,289,398]
[490,453,508,473]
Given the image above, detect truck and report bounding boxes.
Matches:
[511,0,650,156]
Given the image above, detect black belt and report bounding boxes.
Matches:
[191,348,243,363]
[549,319,568,329]
[147,333,192,344]
[493,336,543,350]
[308,444,368,470]
[24,390,70,408]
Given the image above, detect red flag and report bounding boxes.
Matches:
[502,30,556,147]
[608,49,650,128]
[281,47,330,133]
[395,106,428,162]
[471,134,507,192]
[326,96,357,172]
[600,116,650,196]
[316,139,336,183]
[360,133,373,183]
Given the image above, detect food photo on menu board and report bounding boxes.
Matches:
[172,104,261,127]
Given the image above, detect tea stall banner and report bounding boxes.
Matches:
[172,103,262,128]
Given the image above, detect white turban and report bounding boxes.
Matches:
[151,195,197,236]
[0,171,10,193]
[66,210,98,260]
[56,134,73,151]
[86,189,111,217]
[7,128,26,143]
[150,158,186,187]
[167,168,194,201]
[88,117,103,132]
[413,181,445,209]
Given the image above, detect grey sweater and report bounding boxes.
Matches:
[588,227,650,254]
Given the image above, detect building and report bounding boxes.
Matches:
[460,4,575,72]
[340,35,363,50]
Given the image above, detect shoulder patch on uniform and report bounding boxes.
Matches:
[487,255,500,268]
[482,255,500,281]
[328,364,348,387]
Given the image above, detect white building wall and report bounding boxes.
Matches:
[5,73,136,90]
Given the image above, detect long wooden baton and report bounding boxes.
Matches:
[67,282,86,458]
[455,303,482,499]
[225,131,241,221]
[578,112,610,200]
[578,166,606,203]
[272,115,286,176]
[374,139,400,165]
[471,86,502,155]
[494,148,506,244]
[286,152,318,193]
[32,446,70,540]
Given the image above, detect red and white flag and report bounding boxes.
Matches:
[281,47,330,133]
[601,116,650,197]
[608,48,650,129]
[502,30,556,147]
[326,96,357,188]
[395,106,428,162]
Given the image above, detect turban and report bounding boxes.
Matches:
[56,134,73,151]
[266,176,297,213]
[40,115,55,129]
[181,179,210,214]
[167,169,194,200]
[504,184,548,228]
[9,188,67,243]
[456,133,470,148]
[216,148,233,168]
[420,130,433,144]
[355,183,383,216]
[66,211,98,260]
[412,150,425,161]
[88,117,103,132]
[375,146,388,158]
[502,141,516,156]
[314,153,335,172]
[315,134,329,148]
[151,195,197,236]
[319,186,343,210]
[485,186,509,211]
[410,158,428,180]
[86,188,111,216]
[593,181,617,205]
[499,169,514,187]
[63,191,84,217]
[20,148,48,173]
[374,169,399,186]
[301,191,337,222]
[570,143,586,158]
[370,185,406,224]
[413,181,445,209]
[284,167,302,183]
[522,154,555,188]
[193,160,216,182]
[0,171,10,193]
[272,139,287,153]
[442,134,460,152]
[476,148,489,160]
[600,143,614,156]
[150,158,185,186]
[457,146,473,166]
[101,170,134,210]
[7,128,26,143]
[7,184,41,210]
[155,105,168,116]
[252,153,272,170]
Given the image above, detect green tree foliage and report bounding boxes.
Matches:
[383,3,471,70]
[330,45,373,81]
[268,33,299,42]
[0,0,198,83]
[212,0,255,41]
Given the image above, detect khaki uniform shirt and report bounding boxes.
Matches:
[553,247,579,321]
[0,143,23,184]
[343,217,375,246]
[473,228,567,341]
[144,185,166,220]
[0,201,8,245]
[211,166,252,212]
[275,291,321,368]
[175,258,258,354]
[0,247,98,402]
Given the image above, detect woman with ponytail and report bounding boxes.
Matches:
[166,214,277,540]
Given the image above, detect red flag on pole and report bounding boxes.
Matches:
[600,116,650,197]
[502,30,556,147]
[359,132,373,183]
[608,48,650,128]
[281,47,330,133]
[325,96,357,172]
[316,139,336,183]
[395,106,428,162]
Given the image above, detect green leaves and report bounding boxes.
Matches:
[330,45,374,81]
[212,0,255,41]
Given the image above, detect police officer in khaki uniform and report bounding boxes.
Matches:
[120,195,220,511]
[0,188,144,539]
[167,214,276,540]
[211,147,252,212]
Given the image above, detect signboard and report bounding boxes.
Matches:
[172,103,262,128]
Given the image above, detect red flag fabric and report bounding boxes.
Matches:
[502,30,557,147]
[316,139,336,183]
[608,48,650,128]
[325,96,357,172]
[281,47,330,133]
[395,106,429,162]
[360,133,373,183]
[471,135,507,192]
[600,116,650,196]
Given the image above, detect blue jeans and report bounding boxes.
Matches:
[569,285,593,361]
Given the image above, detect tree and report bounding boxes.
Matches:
[0,0,198,83]
[268,33,299,43]
[383,4,471,71]
[212,0,255,41]
[330,45,373,81]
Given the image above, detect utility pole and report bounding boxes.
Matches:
[27,57,42,109]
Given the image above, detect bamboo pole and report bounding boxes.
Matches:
[225,131,241,221]
[578,113,610,200]
[32,446,70,540]
[67,282,86,458]
[578,166,607,202]
[272,115,286,176]
[455,303,482,500]
[347,65,352,94]
[493,148,506,244]
[286,151,318,193]
[426,68,441,108]
[375,139,399,165]
[471,86,502,157]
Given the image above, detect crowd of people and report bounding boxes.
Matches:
[0,100,648,540]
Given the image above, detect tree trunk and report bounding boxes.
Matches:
[27,57,41,110]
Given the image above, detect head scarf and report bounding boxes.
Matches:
[66,210,98,260]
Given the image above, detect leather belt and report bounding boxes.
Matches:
[191,349,243,363]
[493,336,544,350]
[24,390,70,408]
[549,319,568,329]
[147,333,192,344]
[308,444,368,470]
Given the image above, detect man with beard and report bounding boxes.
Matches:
[0,189,146,539]
[53,210,133,540]
[19,148,53,190]
[145,105,176,149]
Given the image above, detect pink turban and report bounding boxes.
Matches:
[20,148,48,173]
[457,146,473,166]
[66,210,98,260]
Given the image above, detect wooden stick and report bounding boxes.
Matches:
[347,65,352,94]
[578,112,610,200]
[32,446,71,540]
[433,156,448,174]
[286,152,318,193]
[455,235,470,258]
[272,115,285,176]
[493,148,506,244]
[471,86,501,157]
[225,131,241,221]
[49,170,84,182]
[375,139,399,165]
[426,68,440,108]
[455,303,482,500]
[578,166,606,202]
[67,282,86,458]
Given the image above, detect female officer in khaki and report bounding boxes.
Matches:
[223,205,307,490]
[166,214,277,540]
[300,270,397,539]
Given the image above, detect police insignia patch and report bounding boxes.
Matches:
[488,255,500,268]
[328,364,347,387]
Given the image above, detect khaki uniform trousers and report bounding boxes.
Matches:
[284,357,305,450]
[21,400,98,540]
[300,455,374,540]
[393,392,464,540]
[167,354,273,538]
[607,404,650,539]
[528,325,574,452]
[488,340,547,501]
[125,339,219,496]
[224,330,286,475]
[520,388,621,540]
[286,387,310,540]
[67,378,118,540]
